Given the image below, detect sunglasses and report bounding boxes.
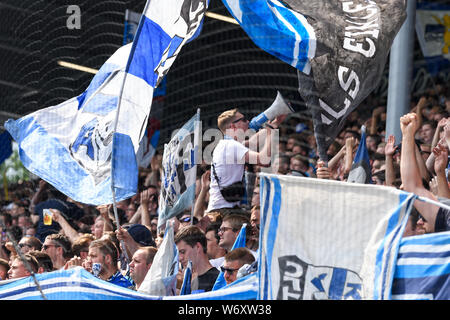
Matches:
[220,266,240,274]
[180,216,191,223]
[232,116,246,123]
[19,243,32,249]
[218,226,237,234]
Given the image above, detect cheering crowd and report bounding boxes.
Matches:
[1,81,449,295]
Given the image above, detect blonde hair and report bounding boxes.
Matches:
[218,108,239,133]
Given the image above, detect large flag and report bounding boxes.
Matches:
[212,223,248,291]
[258,173,415,300]
[391,231,450,300]
[221,0,406,161]
[4,0,208,205]
[347,125,372,184]
[138,222,179,296]
[158,111,201,228]
[0,266,257,300]
[415,2,450,76]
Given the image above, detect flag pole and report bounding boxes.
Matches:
[109,0,152,264]
[190,108,201,225]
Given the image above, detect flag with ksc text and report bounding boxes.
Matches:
[258,173,415,300]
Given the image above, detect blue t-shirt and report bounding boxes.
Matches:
[108,271,135,289]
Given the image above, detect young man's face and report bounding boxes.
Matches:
[218,221,238,252]
[222,259,243,285]
[176,240,198,269]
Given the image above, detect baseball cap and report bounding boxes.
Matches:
[126,224,155,247]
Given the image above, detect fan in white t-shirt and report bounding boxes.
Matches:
[206,108,285,212]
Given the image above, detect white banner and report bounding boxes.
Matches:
[258,174,415,300]
[159,111,200,228]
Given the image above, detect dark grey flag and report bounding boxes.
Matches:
[221,0,406,161]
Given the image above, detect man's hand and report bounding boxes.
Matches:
[433,142,449,174]
[201,170,211,190]
[400,113,419,136]
[316,160,331,180]
[385,135,398,157]
[140,188,155,206]
[64,256,83,270]
[267,114,287,129]
[49,208,63,223]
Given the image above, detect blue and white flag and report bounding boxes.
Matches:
[0,265,257,300]
[159,111,201,228]
[391,231,450,300]
[212,223,248,291]
[138,222,179,296]
[4,0,208,205]
[180,260,193,295]
[0,131,12,165]
[415,2,450,75]
[222,0,406,161]
[258,173,415,300]
[347,125,372,184]
[0,267,159,300]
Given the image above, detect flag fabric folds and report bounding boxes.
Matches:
[212,223,248,291]
[258,173,415,300]
[0,267,159,300]
[221,0,406,161]
[391,231,450,300]
[347,125,372,184]
[0,266,257,300]
[4,0,208,205]
[159,111,201,228]
[138,222,179,296]
[180,260,193,295]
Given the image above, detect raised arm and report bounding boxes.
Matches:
[50,208,81,243]
[384,135,398,187]
[400,113,439,230]
[432,142,450,199]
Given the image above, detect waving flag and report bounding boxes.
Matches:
[212,223,248,291]
[391,231,450,300]
[221,0,406,161]
[258,173,415,300]
[0,266,257,300]
[159,110,200,228]
[347,125,372,184]
[4,0,208,205]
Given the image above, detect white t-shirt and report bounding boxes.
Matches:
[206,137,249,212]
